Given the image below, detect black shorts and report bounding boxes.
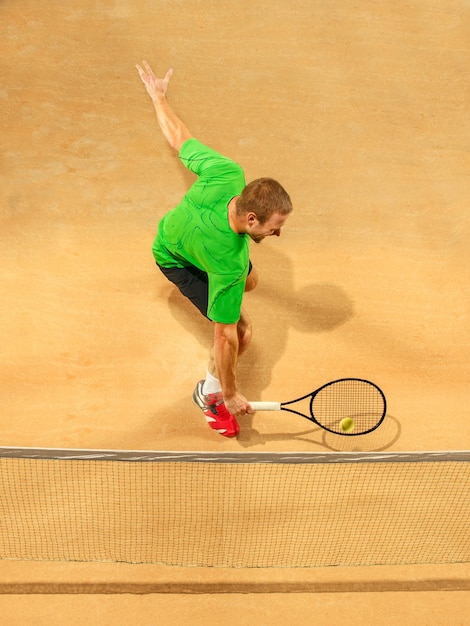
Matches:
[157,262,253,319]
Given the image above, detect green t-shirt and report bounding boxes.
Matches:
[152,139,249,324]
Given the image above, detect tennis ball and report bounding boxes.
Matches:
[340,417,355,433]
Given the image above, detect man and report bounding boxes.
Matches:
[136,61,292,438]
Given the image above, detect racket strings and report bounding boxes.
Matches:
[312,380,385,435]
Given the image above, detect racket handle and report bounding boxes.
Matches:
[250,401,281,411]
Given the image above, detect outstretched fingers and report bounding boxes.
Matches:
[136,61,174,100]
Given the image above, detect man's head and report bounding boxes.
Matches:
[236,178,293,243]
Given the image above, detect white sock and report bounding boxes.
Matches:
[203,370,222,395]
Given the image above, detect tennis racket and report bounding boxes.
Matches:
[250,378,386,436]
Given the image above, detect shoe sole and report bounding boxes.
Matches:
[192,381,207,411]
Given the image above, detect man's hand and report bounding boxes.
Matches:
[136,60,173,103]
[225,392,254,419]
[135,60,192,151]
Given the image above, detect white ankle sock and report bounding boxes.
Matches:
[203,371,221,395]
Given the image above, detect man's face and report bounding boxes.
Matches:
[246,212,289,244]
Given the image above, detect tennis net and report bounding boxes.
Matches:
[0,447,468,568]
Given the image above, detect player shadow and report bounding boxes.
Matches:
[164,243,354,410]
[236,244,354,432]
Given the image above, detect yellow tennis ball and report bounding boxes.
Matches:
[340,417,355,433]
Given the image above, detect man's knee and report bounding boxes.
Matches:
[237,314,252,351]
[245,265,259,292]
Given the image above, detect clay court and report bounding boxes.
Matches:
[1,0,469,623]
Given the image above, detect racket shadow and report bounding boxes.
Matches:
[237,425,322,448]
[238,414,401,452]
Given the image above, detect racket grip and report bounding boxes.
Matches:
[250,401,281,411]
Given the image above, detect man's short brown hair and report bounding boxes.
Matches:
[236,178,293,225]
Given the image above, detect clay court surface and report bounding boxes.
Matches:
[1,0,469,623]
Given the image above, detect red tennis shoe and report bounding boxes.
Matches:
[192,380,240,438]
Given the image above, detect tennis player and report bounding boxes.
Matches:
[136,61,293,437]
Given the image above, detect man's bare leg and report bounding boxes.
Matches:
[207,308,252,379]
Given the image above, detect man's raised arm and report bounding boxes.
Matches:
[136,60,192,152]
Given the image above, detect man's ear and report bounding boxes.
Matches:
[247,212,258,225]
